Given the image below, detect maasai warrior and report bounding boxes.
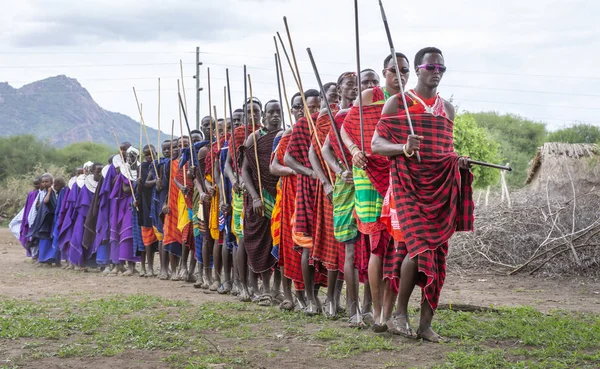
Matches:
[162,138,183,281]
[271,129,300,310]
[205,119,229,292]
[150,141,171,280]
[58,167,84,270]
[372,47,473,342]
[68,162,96,270]
[214,120,237,295]
[82,161,111,268]
[167,136,195,281]
[223,100,262,302]
[189,123,212,288]
[284,89,325,315]
[138,145,159,277]
[97,156,121,274]
[28,174,57,266]
[110,147,142,276]
[46,176,67,266]
[223,106,254,301]
[268,91,313,311]
[196,116,219,290]
[18,177,41,258]
[242,99,282,306]
[321,71,375,325]
[341,52,410,331]
[309,80,352,318]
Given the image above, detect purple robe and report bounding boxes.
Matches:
[19,190,38,256]
[58,184,79,260]
[110,173,140,263]
[50,188,67,262]
[67,186,93,267]
[96,166,116,254]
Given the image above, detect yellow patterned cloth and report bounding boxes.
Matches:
[232,190,244,240]
[206,174,221,240]
[271,180,283,247]
[176,191,191,233]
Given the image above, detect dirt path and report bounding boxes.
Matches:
[1,228,598,312]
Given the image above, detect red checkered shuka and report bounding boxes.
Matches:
[275,133,305,289]
[375,100,474,310]
[311,114,343,271]
[204,135,229,177]
[287,116,317,237]
[343,103,390,197]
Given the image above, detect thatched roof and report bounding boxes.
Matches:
[526,142,600,187]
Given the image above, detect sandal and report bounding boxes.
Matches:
[371,323,388,333]
[257,294,273,307]
[217,281,232,295]
[348,314,366,329]
[417,327,450,343]
[322,299,336,319]
[209,281,219,292]
[279,300,294,311]
[273,292,285,305]
[386,314,416,338]
[304,300,320,316]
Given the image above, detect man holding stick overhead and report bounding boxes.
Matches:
[372,47,473,342]
[242,95,282,306]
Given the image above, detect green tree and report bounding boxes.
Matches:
[454,113,501,188]
[469,112,547,188]
[57,142,114,172]
[0,135,60,181]
[546,123,600,144]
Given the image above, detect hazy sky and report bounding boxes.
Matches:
[0,0,598,137]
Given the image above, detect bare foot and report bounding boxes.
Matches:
[417,327,450,343]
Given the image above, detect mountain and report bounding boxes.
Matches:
[0,75,160,148]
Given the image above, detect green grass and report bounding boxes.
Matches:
[1,295,599,368]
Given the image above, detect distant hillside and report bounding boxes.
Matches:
[0,75,160,148]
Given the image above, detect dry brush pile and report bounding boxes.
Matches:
[450,143,600,277]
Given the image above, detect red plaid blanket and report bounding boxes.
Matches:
[343,104,390,197]
[328,110,351,169]
[311,113,342,271]
[376,111,473,255]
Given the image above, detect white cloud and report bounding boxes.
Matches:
[0,0,598,136]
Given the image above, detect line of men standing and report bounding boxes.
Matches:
[11,46,474,344]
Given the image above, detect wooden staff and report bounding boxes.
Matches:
[273,37,293,128]
[207,68,215,179]
[157,78,161,158]
[178,92,197,171]
[180,60,189,114]
[243,64,248,139]
[354,0,365,154]
[280,20,321,142]
[377,0,421,163]
[139,103,143,156]
[213,105,227,205]
[274,53,285,130]
[132,87,158,176]
[112,131,138,210]
[306,48,350,171]
[167,119,175,206]
[281,17,333,183]
[223,87,228,143]
[177,80,187,186]
[467,159,512,171]
[247,74,264,216]
[225,69,239,185]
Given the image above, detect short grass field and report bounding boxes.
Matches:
[1,294,599,369]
